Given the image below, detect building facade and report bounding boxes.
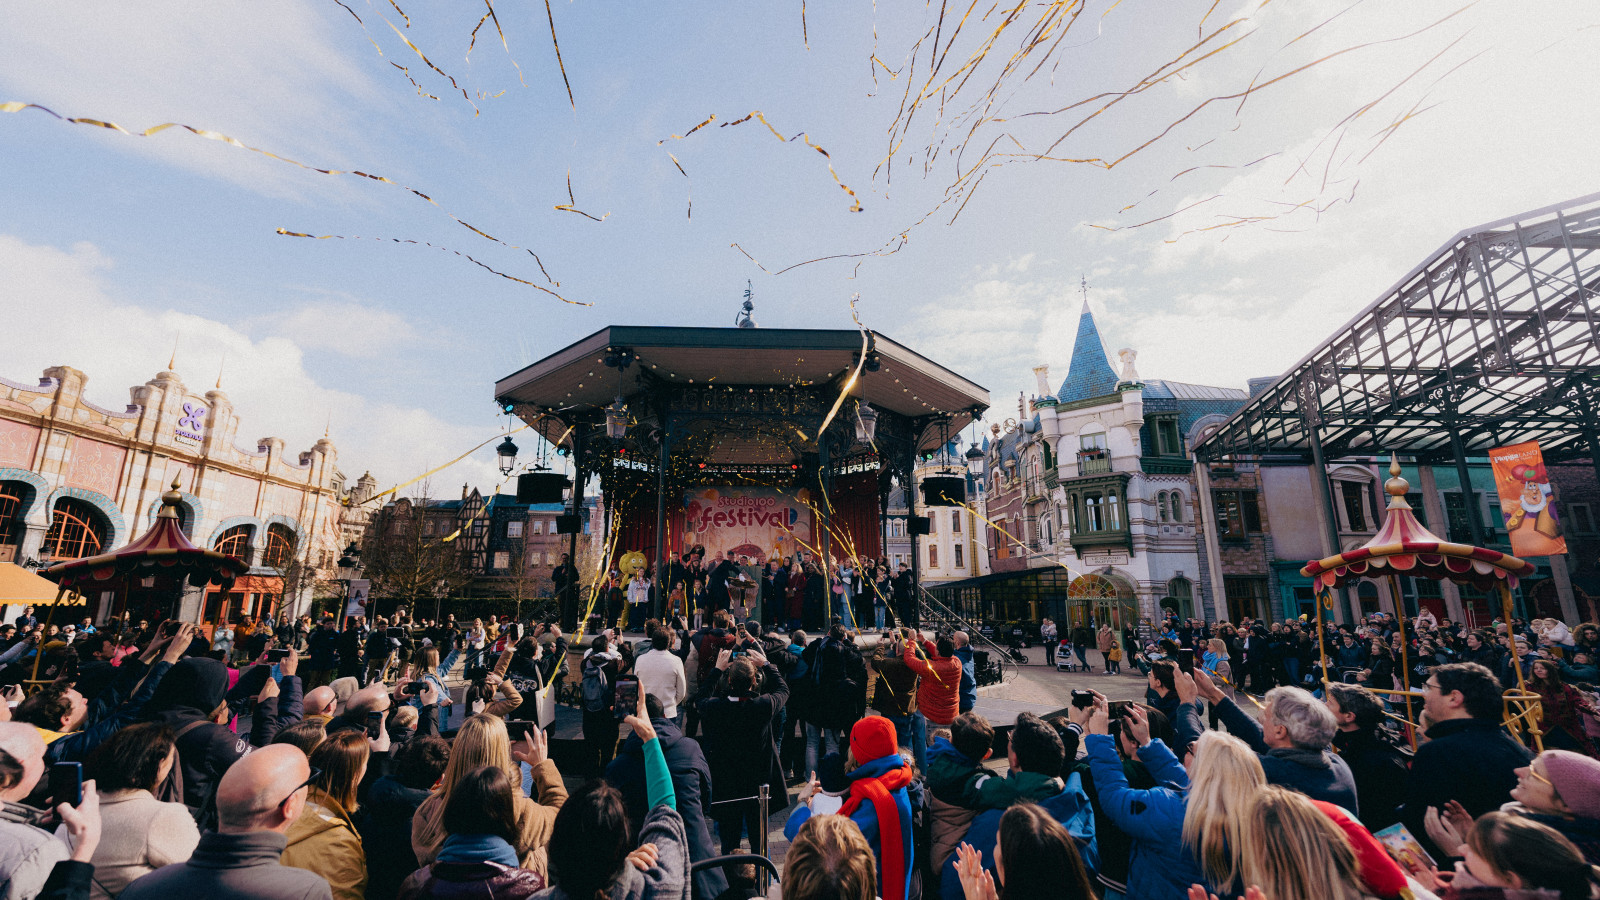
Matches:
[0,365,345,625]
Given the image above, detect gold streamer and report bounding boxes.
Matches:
[554,171,609,222]
[661,110,864,213]
[274,229,584,304]
[543,0,576,109]
[352,423,534,509]
[0,101,565,269]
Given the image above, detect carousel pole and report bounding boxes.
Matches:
[1499,580,1545,752]
[27,582,70,689]
[1315,586,1331,689]
[1385,572,1419,751]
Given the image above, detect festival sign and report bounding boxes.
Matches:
[683,487,814,565]
[1487,441,1567,559]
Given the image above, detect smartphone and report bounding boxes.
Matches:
[267,648,291,662]
[504,719,538,741]
[404,681,430,696]
[1070,689,1095,709]
[613,678,639,720]
[162,621,182,637]
[1177,648,1195,675]
[365,710,384,739]
[50,761,83,808]
[1108,700,1132,719]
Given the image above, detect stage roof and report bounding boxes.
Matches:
[1193,192,1600,464]
[495,326,991,447]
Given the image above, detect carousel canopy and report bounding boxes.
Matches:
[40,481,250,590]
[494,326,990,455]
[0,563,86,606]
[1301,457,1536,591]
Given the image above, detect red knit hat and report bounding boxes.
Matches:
[850,715,900,764]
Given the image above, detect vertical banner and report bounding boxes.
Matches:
[683,487,814,564]
[344,578,371,619]
[1487,441,1568,558]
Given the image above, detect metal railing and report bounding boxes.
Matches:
[916,587,1019,684]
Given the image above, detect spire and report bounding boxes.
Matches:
[166,335,179,374]
[1057,285,1120,402]
[214,354,225,390]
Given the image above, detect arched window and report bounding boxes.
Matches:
[1169,491,1184,523]
[1106,491,1121,530]
[0,483,28,546]
[44,498,107,560]
[214,525,253,559]
[1157,491,1169,522]
[263,524,297,569]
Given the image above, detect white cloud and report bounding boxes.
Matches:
[0,0,390,199]
[0,233,499,491]
[261,297,420,358]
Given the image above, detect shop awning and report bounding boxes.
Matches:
[0,562,87,605]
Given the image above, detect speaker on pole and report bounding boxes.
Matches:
[920,476,966,507]
[908,516,932,536]
[517,472,571,504]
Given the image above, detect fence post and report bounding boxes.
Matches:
[757,783,771,893]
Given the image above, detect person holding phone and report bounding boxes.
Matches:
[695,645,790,856]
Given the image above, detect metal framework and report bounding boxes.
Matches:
[1194,192,1600,464]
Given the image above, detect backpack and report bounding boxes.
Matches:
[581,657,610,712]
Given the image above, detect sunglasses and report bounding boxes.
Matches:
[272,766,322,810]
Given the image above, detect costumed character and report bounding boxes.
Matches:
[1504,462,1565,557]
[618,550,649,631]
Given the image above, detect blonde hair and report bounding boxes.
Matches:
[1208,638,1227,657]
[1181,731,1266,887]
[413,645,440,674]
[436,713,517,798]
[784,815,877,900]
[1240,787,1366,900]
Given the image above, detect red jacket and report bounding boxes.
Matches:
[902,639,962,726]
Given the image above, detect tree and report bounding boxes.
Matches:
[500,541,558,624]
[360,484,472,619]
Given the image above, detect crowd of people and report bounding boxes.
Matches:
[3,599,1600,900]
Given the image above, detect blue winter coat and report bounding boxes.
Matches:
[784,754,914,900]
[1086,733,1213,900]
[936,773,1099,900]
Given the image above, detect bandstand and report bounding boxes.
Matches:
[494,326,990,629]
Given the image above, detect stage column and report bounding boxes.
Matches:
[653,426,668,621]
[565,427,586,631]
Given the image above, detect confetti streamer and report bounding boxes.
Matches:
[467,0,527,87]
[353,423,535,508]
[0,101,564,272]
[543,0,576,109]
[554,171,610,222]
[667,152,692,219]
[275,228,586,304]
[795,293,869,442]
[384,18,479,113]
[662,110,864,212]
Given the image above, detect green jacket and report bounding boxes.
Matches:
[963,769,1064,812]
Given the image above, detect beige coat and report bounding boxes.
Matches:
[411,759,567,880]
[1097,626,1115,654]
[281,790,367,900]
[89,789,200,899]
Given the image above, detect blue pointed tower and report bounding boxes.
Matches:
[1057,284,1120,403]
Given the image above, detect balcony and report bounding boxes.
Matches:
[1077,450,1111,475]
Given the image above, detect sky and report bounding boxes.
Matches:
[2,0,1598,493]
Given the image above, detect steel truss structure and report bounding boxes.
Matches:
[1194,192,1600,464]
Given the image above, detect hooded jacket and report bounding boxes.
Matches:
[938,774,1098,900]
[142,657,253,809]
[119,831,332,900]
[43,658,171,766]
[1085,733,1212,900]
[605,718,726,900]
[530,803,691,900]
[1195,696,1360,816]
[281,790,366,900]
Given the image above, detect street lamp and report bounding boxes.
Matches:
[605,395,628,440]
[336,542,361,579]
[496,435,519,476]
[855,401,878,445]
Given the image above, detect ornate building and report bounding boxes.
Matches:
[0,365,345,626]
[944,297,1248,631]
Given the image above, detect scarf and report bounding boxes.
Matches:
[438,832,520,867]
[838,754,915,900]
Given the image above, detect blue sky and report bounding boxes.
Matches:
[3,0,1598,491]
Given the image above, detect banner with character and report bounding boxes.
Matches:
[1487,440,1567,558]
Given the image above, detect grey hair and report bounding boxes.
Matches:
[1265,686,1337,750]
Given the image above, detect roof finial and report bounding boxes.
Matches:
[214,354,225,390]
[324,410,332,439]
[1079,274,1090,312]
[1384,452,1412,508]
[167,335,179,373]
[159,478,184,518]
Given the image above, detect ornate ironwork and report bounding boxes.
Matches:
[1196,193,1600,464]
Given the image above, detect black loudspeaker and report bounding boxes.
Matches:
[921,476,966,507]
[908,516,932,536]
[555,514,582,534]
[517,472,570,504]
